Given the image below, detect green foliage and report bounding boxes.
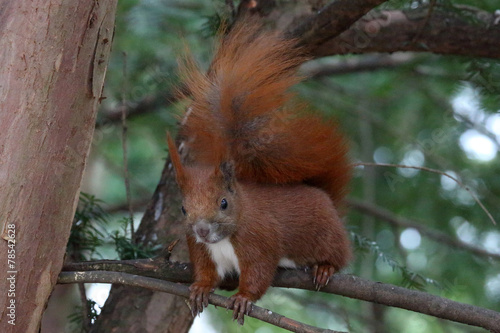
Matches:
[110,217,161,259]
[68,193,108,261]
[68,194,160,261]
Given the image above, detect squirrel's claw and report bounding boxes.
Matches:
[312,264,336,290]
[227,293,253,325]
[189,284,214,317]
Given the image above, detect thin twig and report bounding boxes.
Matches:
[353,162,497,225]
[58,271,344,333]
[120,51,135,240]
[409,0,437,47]
[96,90,178,128]
[302,53,417,78]
[347,198,500,260]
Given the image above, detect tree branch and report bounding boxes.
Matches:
[58,270,344,333]
[314,8,500,59]
[301,53,418,78]
[96,90,178,128]
[60,260,500,331]
[286,0,389,48]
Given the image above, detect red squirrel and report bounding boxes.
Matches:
[167,20,352,324]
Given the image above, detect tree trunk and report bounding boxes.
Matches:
[90,165,195,332]
[0,1,117,332]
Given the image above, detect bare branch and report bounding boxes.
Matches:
[314,8,500,59]
[287,0,389,48]
[96,90,178,128]
[301,53,418,78]
[310,273,500,332]
[63,259,192,283]
[347,198,500,261]
[58,271,345,333]
[60,260,500,331]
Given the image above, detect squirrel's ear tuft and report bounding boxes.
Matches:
[167,132,187,189]
[219,161,235,191]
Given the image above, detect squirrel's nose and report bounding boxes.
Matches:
[194,224,210,238]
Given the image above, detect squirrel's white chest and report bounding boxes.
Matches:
[205,238,240,278]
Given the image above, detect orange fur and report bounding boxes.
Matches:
[179,21,351,207]
[169,20,353,324]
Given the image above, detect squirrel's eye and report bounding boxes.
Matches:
[220,198,228,210]
[181,206,187,215]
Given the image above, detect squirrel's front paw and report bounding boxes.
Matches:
[227,292,253,325]
[189,283,214,317]
[312,264,336,290]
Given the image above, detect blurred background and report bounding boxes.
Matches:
[42,0,500,332]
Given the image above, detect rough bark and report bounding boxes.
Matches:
[0,1,117,332]
[313,8,500,59]
[238,0,500,59]
[285,0,389,47]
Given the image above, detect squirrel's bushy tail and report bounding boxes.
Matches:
[178,20,351,207]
